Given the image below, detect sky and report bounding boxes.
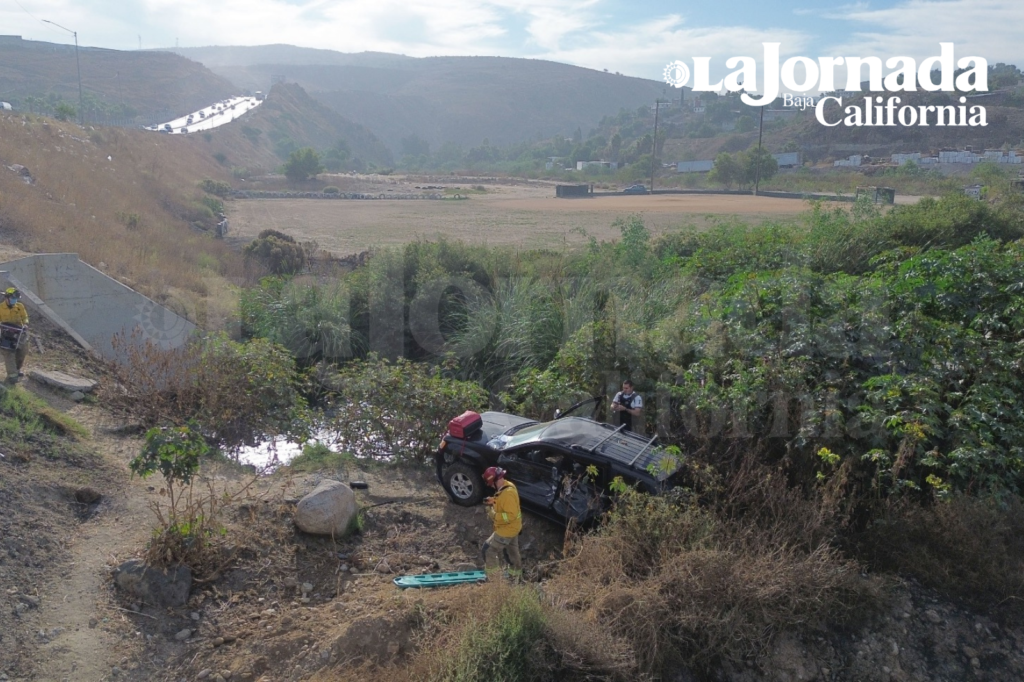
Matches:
[3,0,1022,81]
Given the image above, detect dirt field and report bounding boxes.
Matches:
[227,182,830,256]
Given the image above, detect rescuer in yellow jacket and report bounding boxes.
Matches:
[481,466,523,579]
[0,287,29,383]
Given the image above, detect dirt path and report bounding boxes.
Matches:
[27,405,152,682]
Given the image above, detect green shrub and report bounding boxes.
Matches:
[103,332,309,452]
[437,588,553,682]
[322,186,340,194]
[200,195,224,215]
[198,178,232,198]
[325,355,487,462]
[283,147,323,181]
[243,229,306,275]
[240,276,357,363]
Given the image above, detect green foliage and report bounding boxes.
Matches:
[54,102,76,122]
[283,147,324,182]
[240,275,357,363]
[130,423,209,487]
[325,355,488,462]
[243,229,306,275]
[198,178,232,198]
[0,386,90,457]
[199,195,224,215]
[322,186,340,194]
[437,588,552,682]
[212,152,228,166]
[287,442,355,473]
[707,147,777,188]
[104,332,309,453]
[322,139,352,171]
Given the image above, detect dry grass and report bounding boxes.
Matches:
[0,113,244,314]
[544,463,882,677]
[856,495,1024,622]
[329,580,636,682]
[226,188,822,255]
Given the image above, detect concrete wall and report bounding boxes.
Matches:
[0,253,196,361]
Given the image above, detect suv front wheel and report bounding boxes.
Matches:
[443,462,485,506]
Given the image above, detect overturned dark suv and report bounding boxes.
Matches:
[435,399,682,527]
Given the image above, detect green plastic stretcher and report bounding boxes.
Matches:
[393,570,487,589]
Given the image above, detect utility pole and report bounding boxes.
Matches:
[753,105,765,195]
[43,20,83,125]
[650,98,668,194]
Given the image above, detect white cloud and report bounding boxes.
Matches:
[536,15,811,79]
[826,0,1024,64]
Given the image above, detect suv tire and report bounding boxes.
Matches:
[443,462,485,506]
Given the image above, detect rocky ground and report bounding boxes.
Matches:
[3,319,1024,682]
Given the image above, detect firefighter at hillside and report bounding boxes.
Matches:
[481,466,523,580]
[0,287,30,383]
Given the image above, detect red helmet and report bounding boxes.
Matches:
[482,467,506,486]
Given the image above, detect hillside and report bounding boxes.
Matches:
[174,46,669,153]
[200,82,394,174]
[0,111,242,322]
[0,37,237,123]
[662,90,1024,164]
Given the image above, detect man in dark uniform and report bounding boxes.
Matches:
[611,380,643,432]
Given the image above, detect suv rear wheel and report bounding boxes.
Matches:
[443,463,485,506]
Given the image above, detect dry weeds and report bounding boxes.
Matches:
[0,113,243,314]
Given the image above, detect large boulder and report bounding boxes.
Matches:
[113,559,191,607]
[294,480,358,537]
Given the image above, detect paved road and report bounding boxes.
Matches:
[145,95,263,135]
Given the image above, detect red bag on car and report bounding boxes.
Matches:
[448,410,483,439]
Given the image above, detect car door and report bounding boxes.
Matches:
[551,457,608,525]
[498,447,564,511]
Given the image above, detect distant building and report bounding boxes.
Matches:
[545,156,564,170]
[0,102,12,111]
[576,160,618,171]
[835,155,863,167]
[964,184,984,199]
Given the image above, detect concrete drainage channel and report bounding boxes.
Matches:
[0,253,195,362]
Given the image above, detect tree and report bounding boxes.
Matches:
[735,115,755,133]
[741,147,778,187]
[323,139,351,171]
[708,152,742,188]
[283,147,324,182]
[54,102,76,122]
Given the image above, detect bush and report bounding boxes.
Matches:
[857,495,1024,620]
[325,355,487,462]
[200,195,224,215]
[322,186,340,194]
[547,476,878,676]
[243,229,306,275]
[240,275,357,363]
[198,178,232,198]
[103,332,309,452]
[129,423,219,567]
